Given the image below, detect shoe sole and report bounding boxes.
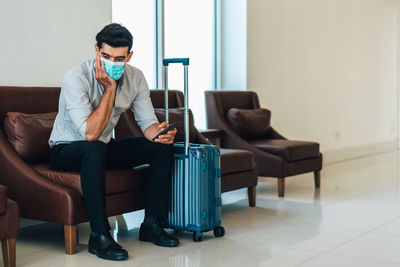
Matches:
[139,235,179,247]
[88,247,128,261]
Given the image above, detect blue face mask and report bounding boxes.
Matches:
[101,58,126,80]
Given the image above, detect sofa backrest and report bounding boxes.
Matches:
[0,86,133,163]
[117,90,209,144]
[149,89,184,108]
[0,87,208,162]
[150,90,209,145]
[114,90,184,139]
[0,86,61,128]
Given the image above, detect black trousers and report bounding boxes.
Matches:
[49,137,173,233]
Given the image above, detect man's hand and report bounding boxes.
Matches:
[95,54,116,90]
[85,54,117,141]
[153,122,177,144]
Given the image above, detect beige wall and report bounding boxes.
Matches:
[247,0,399,154]
[0,0,111,86]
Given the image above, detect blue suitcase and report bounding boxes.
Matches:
[162,58,225,242]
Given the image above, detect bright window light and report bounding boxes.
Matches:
[164,0,215,129]
[112,0,156,89]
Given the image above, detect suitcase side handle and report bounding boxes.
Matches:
[163,58,190,66]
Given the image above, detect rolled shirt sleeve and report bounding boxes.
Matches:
[62,71,93,138]
[130,72,159,133]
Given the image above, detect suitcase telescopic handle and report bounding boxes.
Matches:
[163,58,190,66]
[163,58,190,155]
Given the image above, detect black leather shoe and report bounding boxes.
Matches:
[88,232,128,261]
[139,222,180,247]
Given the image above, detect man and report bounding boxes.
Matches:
[49,23,179,261]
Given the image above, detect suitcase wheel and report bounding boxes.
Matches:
[213,226,225,238]
[192,232,203,242]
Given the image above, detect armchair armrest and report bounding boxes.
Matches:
[199,129,223,147]
[0,184,7,214]
[268,127,287,140]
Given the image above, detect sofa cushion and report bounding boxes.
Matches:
[220,148,255,175]
[154,108,197,143]
[227,108,271,139]
[248,139,320,161]
[31,164,148,195]
[4,112,56,163]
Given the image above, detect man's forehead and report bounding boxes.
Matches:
[99,43,129,56]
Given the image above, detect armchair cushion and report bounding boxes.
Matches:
[154,108,197,143]
[0,185,7,214]
[4,112,56,163]
[227,108,271,139]
[220,149,255,175]
[248,139,320,161]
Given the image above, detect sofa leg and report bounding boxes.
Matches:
[64,224,77,255]
[314,171,321,188]
[247,186,256,207]
[2,238,16,267]
[278,179,285,197]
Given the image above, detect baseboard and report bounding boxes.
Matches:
[323,140,398,165]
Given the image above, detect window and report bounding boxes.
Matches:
[164,0,215,129]
[112,0,217,128]
[112,0,157,89]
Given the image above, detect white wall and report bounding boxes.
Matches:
[248,0,399,155]
[0,0,111,86]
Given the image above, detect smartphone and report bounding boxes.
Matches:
[152,121,182,141]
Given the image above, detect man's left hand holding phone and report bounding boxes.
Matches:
[152,121,178,144]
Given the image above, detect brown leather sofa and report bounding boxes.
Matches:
[117,90,259,206]
[0,86,258,255]
[0,86,150,255]
[0,185,19,267]
[205,91,322,197]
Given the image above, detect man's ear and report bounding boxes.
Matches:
[94,44,99,54]
[127,51,134,62]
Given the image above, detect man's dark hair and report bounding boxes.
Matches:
[96,23,133,52]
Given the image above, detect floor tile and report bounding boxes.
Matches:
[372,218,400,236]
[330,233,400,263]
[298,254,400,267]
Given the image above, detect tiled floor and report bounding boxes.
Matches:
[4,150,400,267]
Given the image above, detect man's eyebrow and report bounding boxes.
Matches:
[100,52,126,59]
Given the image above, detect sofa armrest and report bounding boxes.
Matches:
[199,129,223,139]
[0,184,7,214]
[199,129,223,147]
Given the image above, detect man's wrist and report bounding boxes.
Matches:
[104,84,116,92]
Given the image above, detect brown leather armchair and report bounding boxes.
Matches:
[0,86,151,255]
[0,185,19,267]
[205,91,322,197]
[116,90,259,206]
